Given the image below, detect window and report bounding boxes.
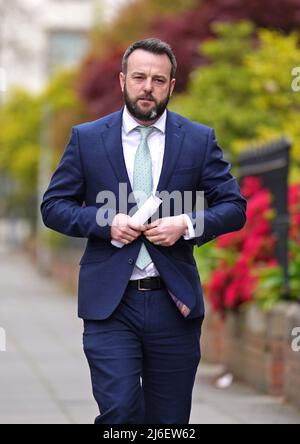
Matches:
[48,30,88,73]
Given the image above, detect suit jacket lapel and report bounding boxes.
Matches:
[101,108,137,208]
[156,110,185,194]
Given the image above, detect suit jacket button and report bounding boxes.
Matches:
[128,258,134,265]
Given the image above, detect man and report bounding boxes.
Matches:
[41,38,247,424]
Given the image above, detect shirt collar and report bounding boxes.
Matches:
[123,105,167,135]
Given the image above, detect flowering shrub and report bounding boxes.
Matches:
[289,185,300,246]
[79,0,300,118]
[205,176,276,312]
[203,176,300,313]
[287,184,300,299]
[253,183,300,309]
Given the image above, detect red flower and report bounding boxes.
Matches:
[205,266,232,312]
[206,176,277,313]
[217,231,244,249]
[288,184,300,243]
[206,176,300,313]
[289,185,300,210]
[240,176,264,199]
[207,258,257,312]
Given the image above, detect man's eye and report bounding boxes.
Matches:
[155,79,164,84]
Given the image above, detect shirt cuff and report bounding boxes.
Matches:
[182,214,196,240]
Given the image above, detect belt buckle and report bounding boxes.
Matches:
[138,279,150,291]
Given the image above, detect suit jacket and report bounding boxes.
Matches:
[41,108,247,320]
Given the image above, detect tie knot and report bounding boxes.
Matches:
[137,126,154,140]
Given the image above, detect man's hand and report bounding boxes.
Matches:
[144,215,188,247]
[111,213,146,245]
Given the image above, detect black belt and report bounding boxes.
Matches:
[128,277,164,291]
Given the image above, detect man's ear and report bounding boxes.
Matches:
[170,78,176,96]
[119,72,125,93]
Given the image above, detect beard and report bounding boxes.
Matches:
[124,84,171,122]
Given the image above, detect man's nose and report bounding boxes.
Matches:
[143,78,153,93]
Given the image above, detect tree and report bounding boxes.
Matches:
[171,22,300,182]
[89,0,196,58]
[0,69,84,226]
[78,0,300,117]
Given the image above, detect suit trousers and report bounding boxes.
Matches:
[83,285,203,424]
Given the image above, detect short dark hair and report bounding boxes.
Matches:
[122,38,177,79]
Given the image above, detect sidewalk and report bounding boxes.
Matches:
[0,247,299,424]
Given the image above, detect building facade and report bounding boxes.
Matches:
[0,0,128,94]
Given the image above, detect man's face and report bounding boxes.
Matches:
[119,49,176,122]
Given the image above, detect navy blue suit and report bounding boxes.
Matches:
[41,108,246,423]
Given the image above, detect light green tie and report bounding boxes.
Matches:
[133,126,154,270]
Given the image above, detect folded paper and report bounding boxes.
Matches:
[111,194,163,249]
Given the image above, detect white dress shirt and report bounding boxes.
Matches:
[122,106,195,280]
